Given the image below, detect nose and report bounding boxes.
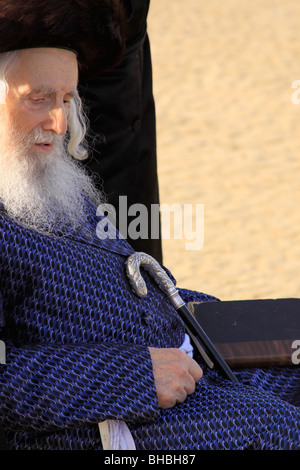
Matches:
[42,104,68,136]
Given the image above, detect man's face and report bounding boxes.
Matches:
[2,47,78,156]
[0,47,100,234]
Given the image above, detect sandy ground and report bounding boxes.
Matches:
[147,0,300,301]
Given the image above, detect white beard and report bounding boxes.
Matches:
[0,126,103,236]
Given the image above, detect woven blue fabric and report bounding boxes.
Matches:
[0,205,299,450]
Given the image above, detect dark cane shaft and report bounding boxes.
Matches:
[175,303,239,383]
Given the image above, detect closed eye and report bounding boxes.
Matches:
[31,98,45,103]
[29,94,50,105]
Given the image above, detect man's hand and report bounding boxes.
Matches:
[148,347,203,409]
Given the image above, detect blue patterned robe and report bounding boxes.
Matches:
[0,204,299,450]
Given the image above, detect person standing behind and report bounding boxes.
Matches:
[79,0,163,263]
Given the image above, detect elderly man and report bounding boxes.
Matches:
[0,0,300,451]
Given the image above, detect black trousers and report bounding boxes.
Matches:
[79,0,162,263]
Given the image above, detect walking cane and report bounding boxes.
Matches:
[125,252,239,383]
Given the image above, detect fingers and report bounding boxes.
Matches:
[172,351,202,404]
[149,347,203,409]
[174,371,196,405]
[187,353,203,383]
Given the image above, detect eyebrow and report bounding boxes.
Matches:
[29,87,78,98]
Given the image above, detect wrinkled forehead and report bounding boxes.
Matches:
[7,47,79,93]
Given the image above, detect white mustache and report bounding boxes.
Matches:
[27,128,63,146]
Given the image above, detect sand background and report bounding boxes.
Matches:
[147,0,300,301]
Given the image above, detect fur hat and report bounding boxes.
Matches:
[0,0,127,78]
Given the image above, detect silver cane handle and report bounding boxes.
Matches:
[125,252,185,309]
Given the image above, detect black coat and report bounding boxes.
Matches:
[79,0,162,263]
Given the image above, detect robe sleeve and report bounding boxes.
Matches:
[0,338,159,433]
